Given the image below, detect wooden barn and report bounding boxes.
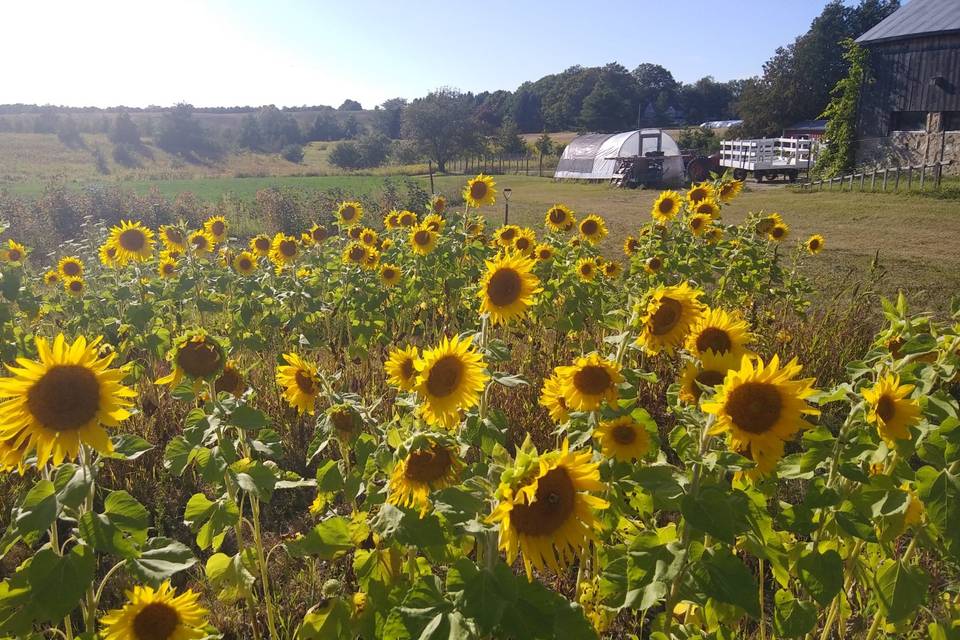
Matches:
[854,0,960,171]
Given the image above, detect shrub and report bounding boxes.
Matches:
[112,143,141,168]
[328,141,363,170]
[281,143,305,163]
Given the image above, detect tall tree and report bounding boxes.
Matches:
[402,88,478,172]
[374,98,407,139]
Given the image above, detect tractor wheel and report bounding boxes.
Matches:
[732,168,748,181]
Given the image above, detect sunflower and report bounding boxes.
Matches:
[718,179,744,203]
[250,234,272,256]
[805,234,825,255]
[364,247,381,270]
[57,256,84,279]
[343,242,370,267]
[539,372,571,423]
[158,257,178,279]
[43,270,60,287]
[2,240,27,263]
[269,233,299,268]
[100,581,208,640]
[687,213,712,236]
[494,225,520,248]
[578,214,607,243]
[99,242,119,267]
[232,251,257,276]
[463,174,496,207]
[385,345,420,391]
[863,374,921,445]
[388,441,463,516]
[188,230,215,258]
[594,416,651,462]
[276,353,320,415]
[422,214,445,233]
[467,217,486,237]
[651,191,683,223]
[359,227,380,247]
[398,210,418,227]
[685,307,754,359]
[203,215,228,242]
[644,256,663,274]
[108,220,155,265]
[553,353,623,411]
[488,441,608,580]
[156,331,226,388]
[545,204,575,232]
[380,263,402,287]
[383,210,400,229]
[623,235,640,256]
[576,258,598,282]
[703,355,819,472]
[513,228,537,255]
[479,252,542,326]
[679,351,742,404]
[214,360,245,397]
[414,334,489,428]
[754,213,784,235]
[768,222,789,242]
[705,227,724,244]
[636,282,704,355]
[692,200,721,219]
[336,201,364,227]
[380,238,394,252]
[431,195,447,214]
[64,277,85,297]
[327,404,362,441]
[0,334,136,467]
[687,182,716,205]
[534,243,555,262]
[409,225,437,256]
[602,261,623,279]
[159,225,186,251]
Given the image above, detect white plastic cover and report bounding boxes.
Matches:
[554,130,683,183]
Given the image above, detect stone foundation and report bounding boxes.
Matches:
[856,131,960,174]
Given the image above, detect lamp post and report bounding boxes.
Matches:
[503,188,512,226]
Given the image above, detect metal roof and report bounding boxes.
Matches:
[856,0,960,44]
[784,120,828,131]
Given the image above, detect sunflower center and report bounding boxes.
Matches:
[549,208,565,224]
[573,365,612,396]
[470,181,488,200]
[215,367,242,395]
[690,188,707,202]
[487,268,522,307]
[26,365,100,432]
[771,227,785,238]
[119,229,146,251]
[581,220,598,235]
[192,236,208,250]
[404,447,452,483]
[611,424,636,445]
[648,257,662,270]
[69,280,84,292]
[696,328,732,354]
[163,263,175,274]
[400,358,415,380]
[341,206,356,220]
[692,369,727,399]
[650,298,682,335]
[312,228,326,242]
[725,382,782,434]
[400,214,414,226]
[809,239,821,250]
[658,198,674,214]
[691,217,704,230]
[132,601,180,640]
[280,240,297,257]
[166,229,184,244]
[383,267,397,280]
[876,394,896,423]
[330,408,356,434]
[255,237,270,251]
[63,262,81,276]
[510,467,576,537]
[413,230,431,246]
[8,249,22,261]
[425,355,463,398]
[295,370,316,395]
[239,258,252,270]
[211,220,225,236]
[515,237,531,251]
[580,264,593,276]
[176,340,222,378]
[349,246,366,262]
[500,228,517,242]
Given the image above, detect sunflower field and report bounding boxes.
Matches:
[0,172,957,640]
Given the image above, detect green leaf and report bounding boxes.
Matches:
[235,462,277,503]
[105,491,149,544]
[229,405,270,430]
[680,485,751,544]
[873,560,929,622]
[447,559,518,636]
[797,549,843,607]
[315,460,344,493]
[52,464,91,510]
[78,513,138,559]
[163,435,197,476]
[26,546,95,622]
[300,597,353,639]
[773,589,817,638]
[126,537,196,583]
[916,468,960,558]
[690,549,760,618]
[107,434,153,460]
[499,576,597,639]
[205,552,255,603]
[14,480,58,539]
[285,516,354,560]
[372,504,447,549]
[183,493,239,551]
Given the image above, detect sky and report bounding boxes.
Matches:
[2,0,850,109]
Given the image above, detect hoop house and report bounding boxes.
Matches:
[554,130,685,182]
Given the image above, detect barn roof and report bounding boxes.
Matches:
[856,0,960,45]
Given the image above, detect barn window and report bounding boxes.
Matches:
[943,112,960,131]
[890,111,927,132]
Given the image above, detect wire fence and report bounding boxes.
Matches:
[799,160,953,193]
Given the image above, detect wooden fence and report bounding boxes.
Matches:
[799,160,953,192]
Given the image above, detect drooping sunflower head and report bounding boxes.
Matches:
[463,174,496,207]
[203,215,228,242]
[467,216,486,237]
[64,277,86,297]
[250,234,272,256]
[687,213,712,236]
[553,353,624,411]
[359,227,380,247]
[43,270,60,286]
[109,220,155,264]
[576,258,598,282]
[100,580,208,640]
[651,190,683,223]
[409,225,438,256]
[535,243,555,262]
[379,237,394,252]
[269,233,299,267]
[805,234,825,255]
[703,355,820,473]
[602,261,623,279]
[326,403,362,441]
[479,252,542,326]
[2,240,27,264]
[385,345,420,391]
[578,214,607,243]
[398,210,418,227]
[693,200,721,219]
[705,227,724,244]
[718,179,744,203]
[594,416,652,462]
[57,256,84,279]
[545,204,575,232]
[755,213,783,235]
[388,438,463,516]
[862,373,921,445]
[364,247,381,270]
[99,242,119,267]
[156,331,227,388]
[636,282,705,355]
[384,210,401,230]
[159,225,186,251]
[431,194,447,215]
[422,214,445,233]
[336,201,364,227]
[188,230,215,257]
[414,334,489,428]
[347,226,363,241]
[276,352,320,416]
[158,257,178,279]
[644,256,663,274]
[768,222,789,242]
[214,360,246,397]
[540,372,571,424]
[685,307,754,359]
[623,235,640,256]
[343,241,370,266]
[679,350,742,405]
[0,334,136,468]
[513,228,537,255]
[687,182,716,205]
[488,441,608,580]
[379,263,402,287]
[232,251,257,276]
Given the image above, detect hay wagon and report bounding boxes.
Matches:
[719,137,814,182]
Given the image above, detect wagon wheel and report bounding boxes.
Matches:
[755,171,764,183]
[732,168,748,181]
[686,157,711,183]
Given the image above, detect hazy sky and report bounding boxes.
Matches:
[3,0,846,108]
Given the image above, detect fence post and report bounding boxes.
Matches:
[894,167,901,191]
[907,166,913,191]
[870,167,877,191]
[919,164,926,191]
[935,161,943,189]
[429,160,434,194]
[848,174,854,191]
[882,168,888,192]
[859,172,865,191]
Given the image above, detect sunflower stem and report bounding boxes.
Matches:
[44,466,75,640]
